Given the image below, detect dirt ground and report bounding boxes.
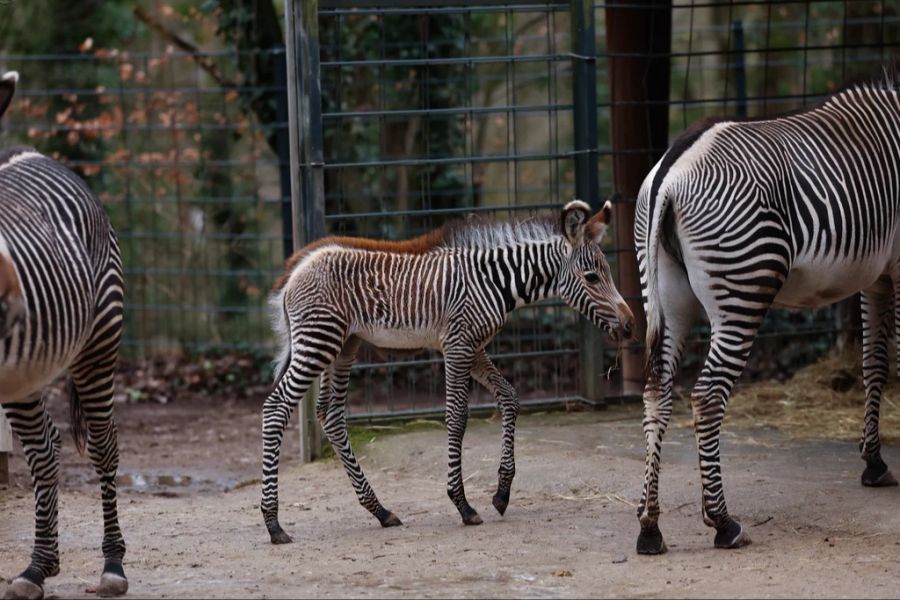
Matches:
[3,396,900,599]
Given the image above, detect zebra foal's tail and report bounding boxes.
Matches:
[268,287,292,385]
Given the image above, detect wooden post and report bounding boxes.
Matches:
[0,412,12,485]
[285,0,326,463]
[605,0,672,395]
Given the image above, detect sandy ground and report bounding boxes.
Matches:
[3,399,900,599]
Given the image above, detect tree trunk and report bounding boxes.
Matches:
[605,0,672,394]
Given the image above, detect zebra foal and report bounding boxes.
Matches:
[635,79,900,554]
[0,73,127,599]
[261,200,634,543]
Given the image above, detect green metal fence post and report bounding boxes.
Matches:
[571,0,605,407]
[285,0,327,462]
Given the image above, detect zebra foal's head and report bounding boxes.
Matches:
[557,199,634,342]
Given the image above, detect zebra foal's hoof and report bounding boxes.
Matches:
[492,488,510,516]
[4,578,43,600]
[98,573,128,597]
[376,509,403,528]
[636,524,667,555]
[861,468,898,487]
[268,522,293,545]
[460,505,483,526]
[714,517,751,549]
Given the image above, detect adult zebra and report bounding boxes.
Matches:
[0,73,127,599]
[634,79,900,554]
[262,200,634,543]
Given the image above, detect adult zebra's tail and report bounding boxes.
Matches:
[643,185,672,369]
[68,380,88,455]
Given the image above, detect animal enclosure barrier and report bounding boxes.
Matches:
[0,1,896,424]
[285,0,900,423]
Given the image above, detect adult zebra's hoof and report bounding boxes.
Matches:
[861,464,898,487]
[98,574,128,597]
[4,577,43,600]
[98,560,128,597]
[268,523,294,545]
[714,517,751,549]
[492,488,510,516]
[636,524,667,555]
[377,510,403,528]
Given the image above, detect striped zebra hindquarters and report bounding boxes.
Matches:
[0,71,128,600]
[634,81,900,555]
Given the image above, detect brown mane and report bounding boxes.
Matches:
[272,227,450,292]
[273,213,562,293]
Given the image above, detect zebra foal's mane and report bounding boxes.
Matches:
[273,213,562,292]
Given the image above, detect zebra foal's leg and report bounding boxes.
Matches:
[471,349,518,516]
[261,316,346,544]
[3,394,62,600]
[443,346,480,525]
[859,276,897,487]
[317,337,402,527]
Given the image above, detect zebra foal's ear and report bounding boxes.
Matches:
[0,71,18,120]
[585,199,613,244]
[561,199,591,246]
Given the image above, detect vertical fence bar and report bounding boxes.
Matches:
[605,0,672,395]
[571,0,605,406]
[732,19,747,118]
[275,47,296,260]
[285,0,326,462]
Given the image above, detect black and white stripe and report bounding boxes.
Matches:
[261,200,634,543]
[634,81,900,554]
[0,72,127,599]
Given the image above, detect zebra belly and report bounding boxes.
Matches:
[0,359,69,403]
[356,326,440,351]
[774,256,890,309]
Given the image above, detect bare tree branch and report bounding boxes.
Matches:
[132,5,238,89]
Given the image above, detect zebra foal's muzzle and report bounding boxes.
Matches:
[606,301,635,343]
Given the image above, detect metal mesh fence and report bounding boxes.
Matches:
[0,1,897,417]
[0,47,291,354]
[314,1,585,415]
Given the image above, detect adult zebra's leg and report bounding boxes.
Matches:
[636,254,699,555]
[3,394,62,600]
[690,321,769,549]
[443,346,480,525]
[859,276,897,487]
[261,315,346,544]
[317,337,402,527]
[67,266,128,598]
[471,349,519,516]
[70,360,128,597]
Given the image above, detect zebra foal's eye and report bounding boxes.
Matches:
[583,272,600,284]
